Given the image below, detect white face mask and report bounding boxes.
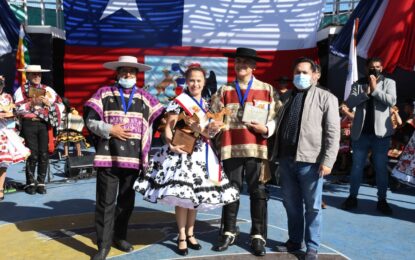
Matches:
[293,74,312,90]
[118,78,136,89]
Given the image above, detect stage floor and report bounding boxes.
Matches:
[0,158,414,260]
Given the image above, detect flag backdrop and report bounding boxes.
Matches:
[0,0,20,57]
[13,25,30,92]
[63,0,326,111]
[344,18,359,100]
[331,0,415,73]
[0,0,31,94]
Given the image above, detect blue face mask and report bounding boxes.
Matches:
[118,78,136,89]
[293,74,312,90]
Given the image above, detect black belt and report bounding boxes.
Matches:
[22,117,41,121]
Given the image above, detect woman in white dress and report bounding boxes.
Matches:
[0,75,30,200]
[134,65,239,255]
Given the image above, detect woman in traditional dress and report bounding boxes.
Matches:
[134,64,239,256]
[391,102,415,187]
[56,107,89,157]
[0,75,30,200]
[338,103,354,172]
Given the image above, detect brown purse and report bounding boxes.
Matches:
[171,128,197,154]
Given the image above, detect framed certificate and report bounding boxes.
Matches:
[28,87,46,98]
[242,104,268,125]
[171,128,197,154]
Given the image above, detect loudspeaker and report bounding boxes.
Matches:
[65,155,95,178]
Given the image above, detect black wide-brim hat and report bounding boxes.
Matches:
[223,47,269,62]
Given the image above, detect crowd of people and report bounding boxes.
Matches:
[0,47,414,260]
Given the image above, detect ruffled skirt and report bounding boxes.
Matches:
[0,127,30,168]
[134,140,239,211]
[392,132,415,187]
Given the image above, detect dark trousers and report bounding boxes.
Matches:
[222,157,268,238]
[95,167,138,249]
[20,119,49,185]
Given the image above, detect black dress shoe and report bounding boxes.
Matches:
[36,185,47,194]
[276,239,303,252]
[91,248,110,260]
[113,239,133,252]
[341,196,358,210]
[177,238,188,256]
[377,199,393,215]
[186,235,202,250]
[305,249,318,260]
[212,233,237,252]
[25,185,36,195]
[251,237,266,256]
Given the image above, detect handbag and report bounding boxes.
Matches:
[171,128,197,154]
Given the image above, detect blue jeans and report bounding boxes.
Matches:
[279,157,323,251]
[350,134,391,200]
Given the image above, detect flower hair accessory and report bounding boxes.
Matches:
[187,63,201,68]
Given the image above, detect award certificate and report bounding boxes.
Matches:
[242,104,268,125]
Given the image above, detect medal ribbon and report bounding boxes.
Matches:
[118,85,137,115]
[235,77,254,107]
[189,94,206,113]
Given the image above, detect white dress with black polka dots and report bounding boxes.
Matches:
[134,100,239,211]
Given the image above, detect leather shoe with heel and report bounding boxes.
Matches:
[113,239,133,252]
[177,238,188,256]
[36,185,47,194]
[186,235,202,250]
[25,185,36,195]
[212,232,237,252]
[92,248,110,260]
[251,236,266,256]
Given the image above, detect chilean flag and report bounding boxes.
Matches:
[63,0,326,111]
[331,0,415,73]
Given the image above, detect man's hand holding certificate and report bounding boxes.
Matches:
[243,102,269,135]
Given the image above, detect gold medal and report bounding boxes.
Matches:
[123,117,129,124]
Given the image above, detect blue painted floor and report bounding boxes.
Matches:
[1,157,414,260]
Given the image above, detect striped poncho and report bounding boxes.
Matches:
[84,86,164,170]
[14,84,64,128]
[211,78,280,161]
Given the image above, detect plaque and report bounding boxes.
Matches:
[242,104,268,125]
[28,87,46,98]
[67,114,85,132]
[171,128,197,154]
